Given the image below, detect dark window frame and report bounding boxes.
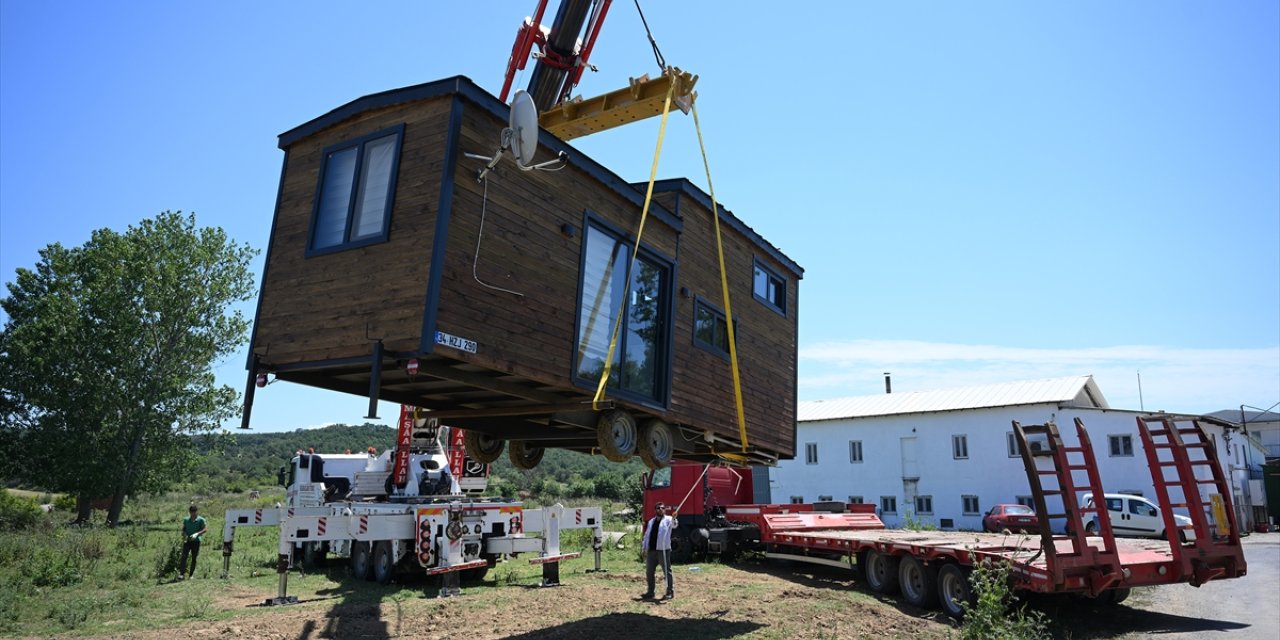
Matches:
[953,434,969,460]
[915,495,934,515]
[306,124,405,257]
[1109,434,1134,457]
[880,496,898,514]
[752,257,787,316]
[849,440,864,463]
[962,495,980,515]
[805,442,818,465]
[570,213,675,408]
[691,296,736,359]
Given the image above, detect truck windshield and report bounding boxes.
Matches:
[650,467,671,488]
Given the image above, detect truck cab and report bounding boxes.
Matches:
[280,449,459,507]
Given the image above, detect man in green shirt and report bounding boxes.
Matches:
[179,504,208,580]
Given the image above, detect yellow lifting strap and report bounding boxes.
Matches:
[592,75,676,410]
[692,101,750,454]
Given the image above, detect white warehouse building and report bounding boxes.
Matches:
[769,376,1265,532]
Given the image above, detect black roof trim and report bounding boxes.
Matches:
[277,75,679,231]
[645,178,803,277]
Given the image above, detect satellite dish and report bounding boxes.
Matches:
[508,90,539,169]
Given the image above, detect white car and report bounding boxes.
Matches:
[1081,493,1196,542]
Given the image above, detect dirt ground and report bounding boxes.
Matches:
[33,533,1277,640]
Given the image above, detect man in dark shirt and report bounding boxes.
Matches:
[178,504,208,580]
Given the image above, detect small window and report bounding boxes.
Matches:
[953,434,969,459]
[790,496,804,504]
[1007,432,1022,458]
[648,467,671,488]
[805,442,818,465]
[1109,435,1134,457]
[752,259,787,315]
[818,495,833,502]
[880,496,897,514]
[1130,500,1156,517]
[849,440,863,463]
[309,125,404,254]
[915,496,933,515]
[692,298,735,357]
[1016,495,1034,508]
[962,495,980,515]
[849,495,864,504]
[940,518,954,529]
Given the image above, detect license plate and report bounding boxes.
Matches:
[435,331,477,353]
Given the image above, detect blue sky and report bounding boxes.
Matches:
[2,2,1277,432]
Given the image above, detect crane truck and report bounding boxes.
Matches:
[641,417,1248,619]
[222,406,605,603]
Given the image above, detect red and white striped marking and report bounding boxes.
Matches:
[358,515,368,535]
[317,517,327,536]
[575,509,582,525]
[287,508,294,519]
[254,509,262,524]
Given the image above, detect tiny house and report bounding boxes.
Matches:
[243,76,802,468]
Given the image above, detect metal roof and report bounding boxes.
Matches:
[1204,409,1280,425]
[799,375,1109,422]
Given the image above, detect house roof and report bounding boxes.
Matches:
[798,375,1109,422]
[1204,409,1280,425]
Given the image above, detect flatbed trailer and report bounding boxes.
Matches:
[704,417,1247,619]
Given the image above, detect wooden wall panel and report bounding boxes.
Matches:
[253,98,454,364]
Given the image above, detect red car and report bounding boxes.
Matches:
[983,504,1039,533]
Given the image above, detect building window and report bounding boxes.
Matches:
[849,440,863,463]
[1016,495,1034,508]
[962,495,980,515]
[1007,432,1022,458]
[805,442,818,465]
[849,496,864,504]
[308,125,404,254]
[574,221,671,403]
[752,259,787,315]
[818,495,833,502]
[915,496,933,515]
[790,496,804,504]
[1109,434,1134,457]
[953,434,969,459]
[692,298,733,357]
[880,496,897,514]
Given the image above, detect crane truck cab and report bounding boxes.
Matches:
[280,449,461,508]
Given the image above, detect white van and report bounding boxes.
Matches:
[1082,493,1196,542]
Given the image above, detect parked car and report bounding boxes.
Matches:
[983,504,1040,533]
[1082,493,1196,542]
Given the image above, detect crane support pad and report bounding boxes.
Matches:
[540,68,698,141]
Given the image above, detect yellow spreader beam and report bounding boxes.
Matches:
[539,67,698,141]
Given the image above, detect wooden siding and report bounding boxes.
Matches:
[253,97,453,365]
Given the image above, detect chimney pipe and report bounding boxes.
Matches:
[884,372,892,394]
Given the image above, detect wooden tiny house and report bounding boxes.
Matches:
[244,76,802,467]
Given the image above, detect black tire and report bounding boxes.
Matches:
[350,541,373,581]
[460,565,490,582]
[670,527,694,564]
[1075,586,1131,606]
[898,555,939,608]
[508,440,545,470]
[1085,521,1098,535]
[302,541,328,569]
[596,410,637,462]
[637,419,674,469]
[464,431,505,464]
[372,541,395,585]
[937,564,973,620]
[861,550,901,595]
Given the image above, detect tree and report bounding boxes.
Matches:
[0,212,255,525]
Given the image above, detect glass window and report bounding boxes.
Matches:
[819,495,833,502]
[849,496,864,504]
[752,259,786,314]
[790,496,804,504]
[962,495,980,515]
[1109,435,1134,457]
[849,440,863,463]
[1007,432,1022,457]
[692,299,732,356]
[648,466,671,488]
[953,434,969,459]
[1016,495,1034,508]
[916,496,933,514]
[1130,500,1156,517]
[310,126,403,253]
[1105,497,1124,513]
[805,442,818,465]
[880,496,897,514]
[574,223,670,402]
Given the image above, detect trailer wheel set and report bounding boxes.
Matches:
[460,408,676,469]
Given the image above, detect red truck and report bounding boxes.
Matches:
[641,417,1247,619]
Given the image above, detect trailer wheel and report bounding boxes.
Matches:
[1076,586,1131,606]
[898,555,939,608]
[372,541,395,585]
[637,419,674,469]
[464,431,505,464]
[350,541,374,581]
[508,440,545,470]
[301,541,328,569]
[861,550,901,595]
[937,564,974,620]
[596,410,637,462]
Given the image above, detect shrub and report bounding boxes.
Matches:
[53,493,77,512]
[961,559,1050,640]
[154,541,182,581]
[46,597,95,630]
[0,590,21,631]
[23,546,84,588]
[0,489,44,530]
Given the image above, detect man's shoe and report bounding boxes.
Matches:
[640,592,654,599]
[663,592,674,599]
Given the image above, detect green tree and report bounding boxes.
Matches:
[0,212,255,525]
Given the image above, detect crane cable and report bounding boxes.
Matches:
[592,75,675,409]
[633,0,666,71]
